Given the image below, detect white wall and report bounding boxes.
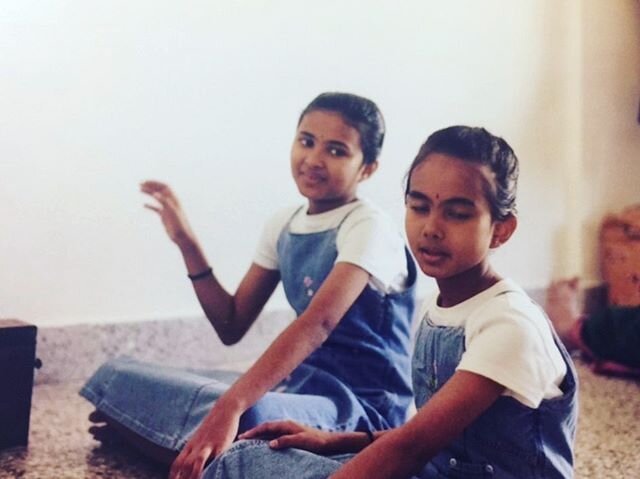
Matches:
[1,1,639,325]
[580,0,640,280]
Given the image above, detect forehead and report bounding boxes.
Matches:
[409,153,495,201]
[297,110,361,145]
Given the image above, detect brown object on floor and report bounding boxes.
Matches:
[600,204,640,306]
[0,319,38,450]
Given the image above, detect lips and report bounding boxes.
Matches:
[299,170,326,185]
[417,246,449,264]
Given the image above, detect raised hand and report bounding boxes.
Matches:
[140,180,196,247]
[238,420,336,454]
[168,407,242,479]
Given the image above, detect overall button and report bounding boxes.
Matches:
[449,458,457,467]
[485,464,494,474]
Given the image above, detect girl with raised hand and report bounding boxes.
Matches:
[215,126,578,478]
[80,92,416,479]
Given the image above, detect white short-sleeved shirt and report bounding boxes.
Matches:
[253,199,409,293]
[420,279,567,408]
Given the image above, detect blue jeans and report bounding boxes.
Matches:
[203,440,349,479]
[204,440,430,479]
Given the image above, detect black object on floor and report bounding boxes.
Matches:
[0,319,39,450]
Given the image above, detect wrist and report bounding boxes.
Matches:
[328,431,375,454]
[175,233,199,252]
[188,267,213,281]
[214,393,246,416]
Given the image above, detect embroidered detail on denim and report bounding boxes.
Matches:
[303,276,315,296]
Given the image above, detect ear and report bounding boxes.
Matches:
[490,214,517,248]
[358,161,379,182]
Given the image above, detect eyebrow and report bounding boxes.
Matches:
[298,131,351,150]
[406,191,476,207]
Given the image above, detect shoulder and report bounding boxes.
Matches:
[342,198,393,227]
[459,280,567,408]
[463,281,550,353]
[468,282,546,336]
[338,199,403,243]
[335,199,408,292]
[253,204,303,270]
[262,204,303,234]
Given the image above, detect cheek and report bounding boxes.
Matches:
[404,216,420,247]
[465,224,494,254]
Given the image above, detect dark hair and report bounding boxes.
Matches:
[404,126,519,220]
[298,92,385,165]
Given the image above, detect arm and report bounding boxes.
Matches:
[329,371,505,479]
[170,262,372,479]
[141,180,279,344]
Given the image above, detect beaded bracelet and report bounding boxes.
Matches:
[364,429,375,444]
[188,267,213,281]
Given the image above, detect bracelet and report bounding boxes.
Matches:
[188,267,213,281]
[364,429,375,444]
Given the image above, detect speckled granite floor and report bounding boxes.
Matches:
[0,358,638,478]
[0,380,166,479]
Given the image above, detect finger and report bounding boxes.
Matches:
[169,450,189,479]
[269,433,308,450]
[187,449,211,479]
[142,181,178,201]
[149,191,171,206]
[140,180,168,192]
[143,203,162,213]
[140,183,174,202]
[238,423,274,439]
[238,421,296,439]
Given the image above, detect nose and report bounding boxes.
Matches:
[421,215,443,240]
[303,148,324,168]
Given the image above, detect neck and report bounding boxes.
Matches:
[306,196,358,215]
[436,261,502,307]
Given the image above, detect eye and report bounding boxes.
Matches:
[328,146,348,157]
[299,136,314,148]
[445,209,473,220]
[406,199,429,214]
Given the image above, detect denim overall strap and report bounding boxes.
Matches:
[276,204,416,430]
[412,291,577,478]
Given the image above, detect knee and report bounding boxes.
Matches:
[205,440,271,478]
[239,405,277,431]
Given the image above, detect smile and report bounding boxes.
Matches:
[299,171,326,184]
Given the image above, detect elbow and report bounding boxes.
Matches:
[204,313,244,346]
[303,315,336,350]
[218,322,246,346]
[219,333,241,346]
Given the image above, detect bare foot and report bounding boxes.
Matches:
[87,409,178,465]
[544,278,582,350]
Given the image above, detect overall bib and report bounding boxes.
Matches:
[412,290,578,478]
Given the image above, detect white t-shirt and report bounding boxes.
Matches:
[253,199,409,293]
[420,279,567,409]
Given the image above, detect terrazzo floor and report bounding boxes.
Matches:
[1,358,639,479]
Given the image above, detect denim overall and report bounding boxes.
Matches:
[203,290,577,479]
[412,290,578,478]
[80,205,416,453]
[274,206,416,431]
